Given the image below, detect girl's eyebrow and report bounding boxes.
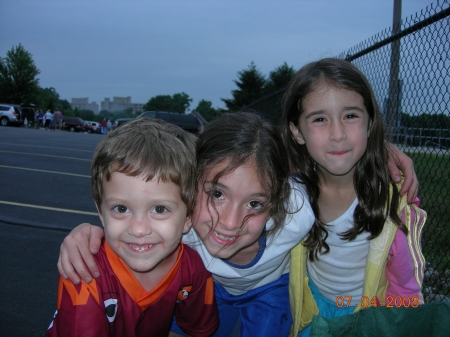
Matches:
[250,193,270,201]
[205,181,269,199]
[204,181,230,193]
[304,105,364,118]
[303,110,324,119]
[343,106,364,112]
[205,181,226,189]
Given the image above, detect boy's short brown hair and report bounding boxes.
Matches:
[91,118,197,215]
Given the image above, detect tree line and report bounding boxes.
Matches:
[3,44,448,126]
[400,112,450,129]
[0,44,296,122]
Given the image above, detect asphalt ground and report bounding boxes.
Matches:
[0,126,103,336]
[0,126,240,337]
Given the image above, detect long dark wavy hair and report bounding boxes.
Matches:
[195,112,292,240]
[281,58,407,260]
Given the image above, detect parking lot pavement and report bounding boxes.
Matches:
[0,221,70,337]
[0,127,102,336]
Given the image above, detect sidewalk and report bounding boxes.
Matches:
[0,221,69,337]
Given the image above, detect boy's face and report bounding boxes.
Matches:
[97,171,191,276]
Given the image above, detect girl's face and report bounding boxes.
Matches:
[192,160,271,265]
[290,84,370,179]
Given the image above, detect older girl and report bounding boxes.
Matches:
[282,58,426,336]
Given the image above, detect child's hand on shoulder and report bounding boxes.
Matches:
[385,142,418,203]
[57,223,104,284]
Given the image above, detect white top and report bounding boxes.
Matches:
[182,180,315,295]
[308,198,370,304]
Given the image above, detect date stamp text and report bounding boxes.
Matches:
[335,295,419,308]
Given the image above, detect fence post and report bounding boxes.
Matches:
[387,0,402,140]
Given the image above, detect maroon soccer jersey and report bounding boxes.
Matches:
[46,242,218,337]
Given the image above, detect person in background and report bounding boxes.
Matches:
[100,118,107,134]
[43,110,52,130]
[36,109,44,129]
[53,110,63,131]
[106,119,112,134]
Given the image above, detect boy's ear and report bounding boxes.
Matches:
[289,122,306,145]
[183,216,192,234]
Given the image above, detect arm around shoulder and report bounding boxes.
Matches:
[386,200,427,303]
[385,142,419,203]
[57,224,104,284]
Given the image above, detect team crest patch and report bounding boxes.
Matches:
[104,298,118,322]
[177,285,193,302]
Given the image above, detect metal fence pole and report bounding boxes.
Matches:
[387,0,402,140]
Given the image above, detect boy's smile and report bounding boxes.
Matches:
[98,172,191,282]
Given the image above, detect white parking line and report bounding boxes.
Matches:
[0,150,91,161]
[0,200,98,216]
[0,165,90,178]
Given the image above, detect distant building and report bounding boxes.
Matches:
[100,96,144,114]
[71,98,99,114]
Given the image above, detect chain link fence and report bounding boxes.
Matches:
[246,0,450,303]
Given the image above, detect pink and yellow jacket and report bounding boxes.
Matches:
[288,190,427,336]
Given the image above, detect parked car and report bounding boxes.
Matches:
[133,111,206,135]
[114,118,133,129]
[0,104,22,126]
[62,116,85,132]
[20,104,36,126]
[84,121,100,134]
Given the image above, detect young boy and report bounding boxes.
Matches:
[45,118,218,337]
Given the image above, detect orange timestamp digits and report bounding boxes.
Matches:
[385,295,420,308]
[335,295,420,308]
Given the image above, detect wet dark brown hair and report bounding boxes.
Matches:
[195,112,292,239]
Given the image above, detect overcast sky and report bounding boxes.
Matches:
[1,0,433,111]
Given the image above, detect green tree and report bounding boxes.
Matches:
[38,87,59,112]
[97,110,113,121]
[113,108,135,119]
[264,62,295,94]
[194,99,222,122]
[0,44,40,104]
[171,92,192,113]
[143,92,192,113]
[77,109,95,121]
[143,95,172,111]
[221,61,266,112]
[403,112,450,129]
[57,99,73,115]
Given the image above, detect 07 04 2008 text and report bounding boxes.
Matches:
[335,295,419,308]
